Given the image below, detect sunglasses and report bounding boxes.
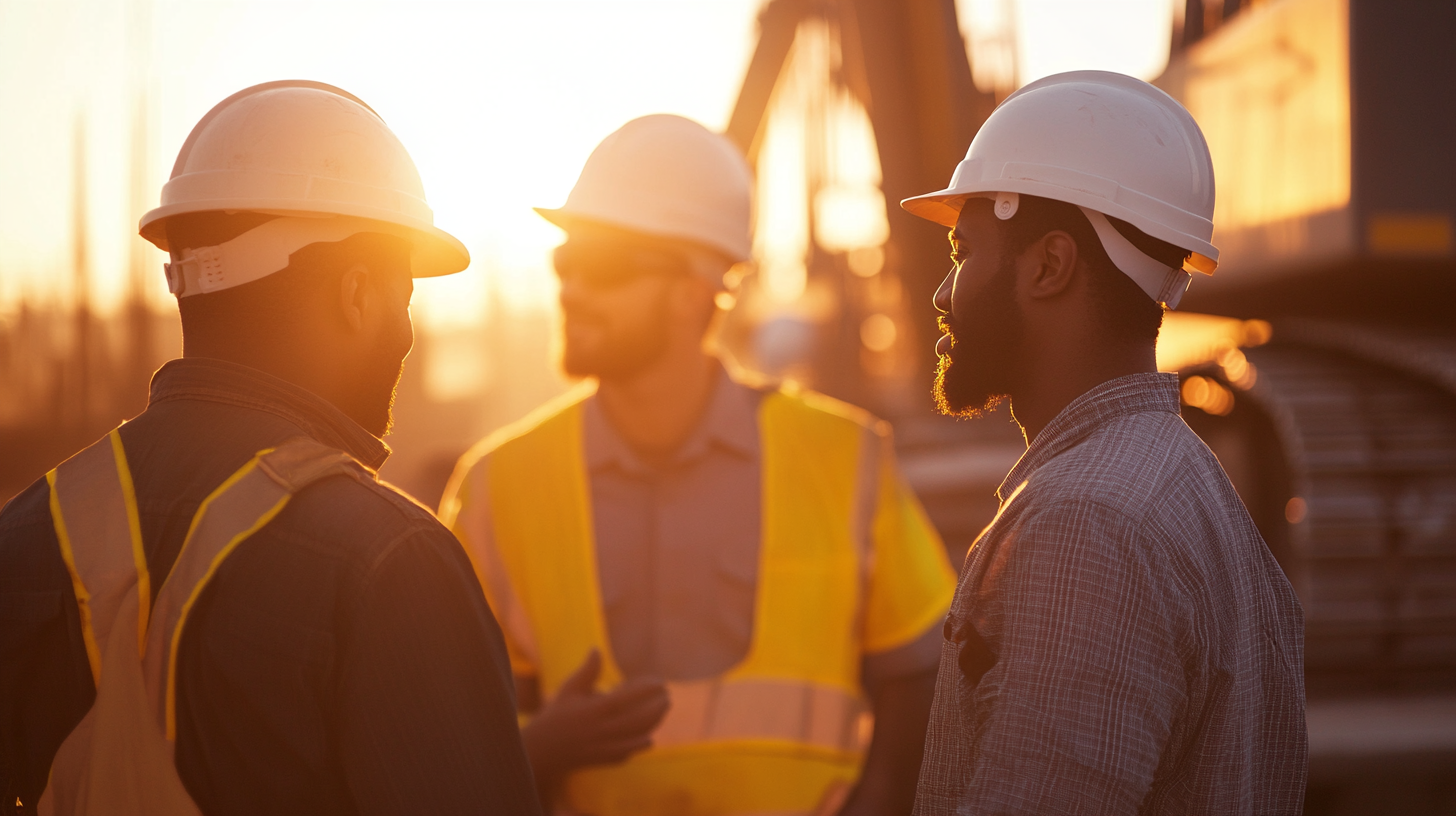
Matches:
[552,241,692,289]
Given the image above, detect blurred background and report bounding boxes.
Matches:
[1,0,1453,812]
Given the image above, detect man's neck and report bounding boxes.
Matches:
[596,350,720,462]
[1010,343,1157,444]
[182,344,382,437]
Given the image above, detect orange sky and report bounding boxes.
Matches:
[0,0,1174,327]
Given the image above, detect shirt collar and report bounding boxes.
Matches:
[584,363,761,474]
[997,372,1181,502]
[147,357,391,471]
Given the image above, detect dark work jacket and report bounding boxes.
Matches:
[0,358,540,816]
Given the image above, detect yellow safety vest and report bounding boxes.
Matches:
[37,429,363,816]
[480,387,877,816]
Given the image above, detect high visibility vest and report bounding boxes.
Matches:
[37,429,364,816]
[481,387,874,816]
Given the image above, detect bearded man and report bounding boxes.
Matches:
[902,71,1307,816]
[440,114,956,816]
[0,82,538,815]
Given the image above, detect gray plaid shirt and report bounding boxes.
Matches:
[915,373,1306,816]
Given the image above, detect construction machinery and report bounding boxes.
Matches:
[725,1,1456,813]
[1161,3,1456,811]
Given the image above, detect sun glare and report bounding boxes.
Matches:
[959,0,1175,90]
[0,0,761,326]
[1,0,1178,329]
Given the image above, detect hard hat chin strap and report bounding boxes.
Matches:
[1078,207,1192,310]
[164,216,413,297]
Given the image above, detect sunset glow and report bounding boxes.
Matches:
[1,0,1180,327]
[0,0,761,324]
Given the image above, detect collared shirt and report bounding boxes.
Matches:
[0,358,539,816]
[448,365,949,687]
[582,366,766,680]
[915,373,1307,816]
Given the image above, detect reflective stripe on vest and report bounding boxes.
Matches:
[38,433,363,816]
[482,388,871,816]
[46,430,151,687]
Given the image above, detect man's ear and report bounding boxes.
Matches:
[338,263,371,332]
[1023,230,1080,300]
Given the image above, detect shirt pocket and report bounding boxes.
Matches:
[944,613,996,689]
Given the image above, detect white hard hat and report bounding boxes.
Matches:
[140,80,468,281]
[536,114,753,264]
[902,71,1218,308]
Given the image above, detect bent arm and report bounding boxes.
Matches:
[336,531,543,816]
[516,654,668,812]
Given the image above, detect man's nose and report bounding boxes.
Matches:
[933,267,956,315]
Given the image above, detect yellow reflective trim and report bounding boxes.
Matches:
[645,738,862,763]
[47,469,102,687]
[109,429,151,659]
[566,738,862,816]
[165,485,291,740]
[654,677,864,751]
[174,453,267,560]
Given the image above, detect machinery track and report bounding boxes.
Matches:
[1190,323,1456,689]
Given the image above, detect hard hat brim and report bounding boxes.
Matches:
[902,70,1221,276]
[900,182,1219,276]
[900,190,972,229]
[140,202,470,278]
[533,206,582,234]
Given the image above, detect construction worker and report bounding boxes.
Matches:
[902,71,1307,815]
[439,114,956,816]
[0,81,539,816]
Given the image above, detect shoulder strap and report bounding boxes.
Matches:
[740,390,865,686]
[486,400,620,695]
[47,429,150,687]
[142,436,364,737]
[41,434,365,816]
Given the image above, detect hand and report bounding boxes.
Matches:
[521,650,670,790]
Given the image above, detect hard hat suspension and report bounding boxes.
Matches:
[163,216,414,297]
[966,188,1190,308]
[993,192,1019,220]
[1079,208,1193,310]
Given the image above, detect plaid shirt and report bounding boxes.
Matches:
[915,373,1306,816]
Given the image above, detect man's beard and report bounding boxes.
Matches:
[373,362,403,437]
[352,326,411,438]
[561,293,671,380]
[933,256,1025,418]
